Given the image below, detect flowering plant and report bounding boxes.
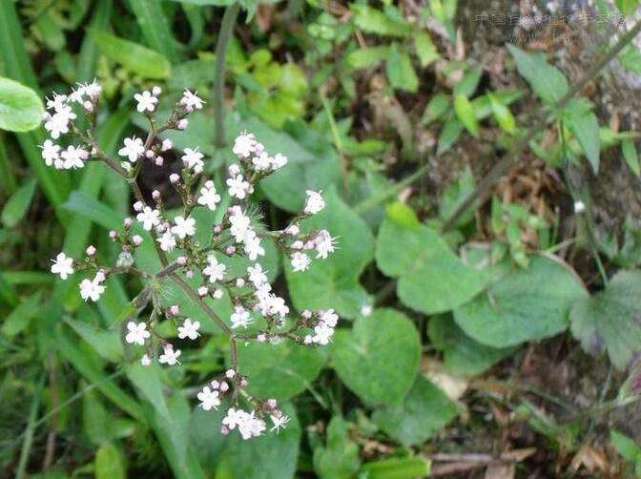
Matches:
[45,81,337,440]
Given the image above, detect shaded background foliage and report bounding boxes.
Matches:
[3,0,641,478]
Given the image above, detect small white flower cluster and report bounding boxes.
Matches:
[46,82,338,441]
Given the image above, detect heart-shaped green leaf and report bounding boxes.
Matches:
[571,270,641,370]
[376,203,486,314]
[286,188,374,318]
[330,308,420,405]
[454,256,587,348]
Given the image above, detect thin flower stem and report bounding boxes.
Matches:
[213,3,241,149]
[442,17,641,232]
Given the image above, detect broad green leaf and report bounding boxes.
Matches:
[313,417,361,479]
[126,363,172,423]
[422,93,450,125]
[225,404,301,479]
[564,99,600,173]
[428,315,514,376]
[83,388,110,445]
[376,203,486,314]
[437,116,463,155]
[454,256,588,348]
[286,188,374,318]
[331,309,420,405]
[570,270,641,370]
[453,68,482,98]
[372,376,458,446]
[346,46,390,70]
[95,443,126,479]
[90,29,171,79]
[454,94,479,137]
[507,44,569,105]
[189,406,228,471]
[414,31,439,67]
[237,341,327,400]
[622,139,640,177]
[361,456,431,479]
[386,45,418,93]
[0,77,43,132]
[351,4,411,37]
[488,93,516,134]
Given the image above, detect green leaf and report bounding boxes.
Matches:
[376,203,486,314]
[428,315,514,376]
[313,417,361,479]
[0,77,44,132]
[622,139,640,177]
[437,116,463,154]
[95,443,126,479]
[615,0,640,16]
[454,256,588,348]
[564,99,600,173]
[65,317,123,363]
[361,456,431,479]
[129,0,179,62]
[1,291,42,337]
[1,178,36,227]
[610,430,641,462]
[422,93,450,125]
[372,376,458,446]
[225,404,301,479]
[331,309,420,405]
[507,44,569,105]
[414,31,439,67]
[286,188,374,318]
[90,29,171,79]
[488,92,516,134]
[346,46,390,70]
[237,341,327,401]
[454,94,479,137]
[386,45,418,93]
[351,4,411,37]
[570,270,641,370]
[126,363,172,423]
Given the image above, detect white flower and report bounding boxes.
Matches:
[44,106,76,139]
[136,206,160,231]
[270,414,290,432]
[141,354,152,367]
[226,175,251,199]
[360,304,373,317]
[311,322,334,345]
[230,305,252,329]
[83,81,102,100]
[41,140,60,166]
[118,137,145,163]
[161,138,173,151]
[228,207,251,242]
[238,411,266,440]
[304,190,325,215]
[177,118,189,130]
[247,263,268,287]
[313,230,336,259]
[182,148,204,173]
[197,386,221,411]
[271,153,288,170]
[134,90,158,113]
[319,309,339,327]
[291,252,311,272]
[79,273,106,302]
[232,132,257,158]
[222,408,244,430]
[158,230,176,252]
[171,216,196,239]
[125,321,150,346]
[51,252,74,279]
[574,200,585,213]
[180,89,205,112]
[203,254,226,283]
[159,344,181,366]
[197,181,221,211]
[243,230,264,261]
[252,151,272,171]
[46,93,68,111]
[178,318,201,340]
[61,145,88,169]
